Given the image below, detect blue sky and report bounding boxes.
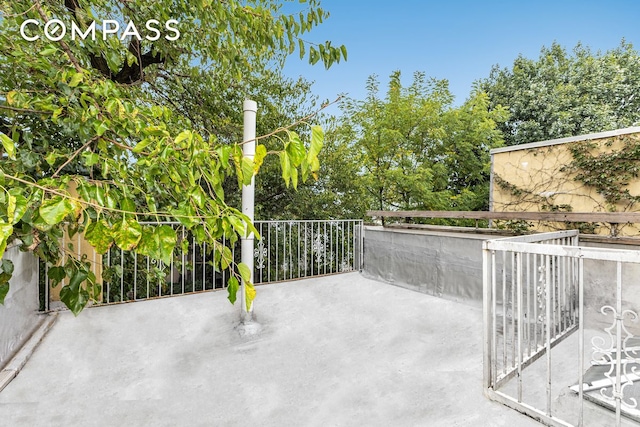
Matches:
[281,0,640,110]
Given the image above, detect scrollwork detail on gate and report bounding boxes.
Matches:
[591,306,639,409]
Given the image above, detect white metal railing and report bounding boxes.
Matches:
[99,222,237,303]
[253,220,363,284]
[483,230,640,426]
[42,219,363,305]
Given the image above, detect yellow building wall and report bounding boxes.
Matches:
[49,182,103,303]
[491,131,640,236]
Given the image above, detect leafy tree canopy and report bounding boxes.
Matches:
[336,71,507,220]
[0,0,345,314]
[481,41,640,146]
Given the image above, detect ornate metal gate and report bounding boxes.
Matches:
[483,230,640,426]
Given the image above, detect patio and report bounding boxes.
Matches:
[0,272,539,426]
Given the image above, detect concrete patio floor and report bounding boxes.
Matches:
[0,272,541,426]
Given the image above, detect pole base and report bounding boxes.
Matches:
[236,311,262,337]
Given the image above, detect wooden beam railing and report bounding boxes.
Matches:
[366,210,640,224]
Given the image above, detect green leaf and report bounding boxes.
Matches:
[227,276,239,304]
[190,186,206,208]
[308,125,324,161]
[220,246,233,270]
[280,152,291,187]
[171,204,199,229]
[340,45,348,61]
[136,225,176,265]
[216,145,231,167]
[6,193,15,224]
[0,133,15,160]
[1,258,14,276]
[291,166,299,190]
[0,283,8,305]
[154,225,177,265]
[286,132,306,166]
[0,259,14,298]
[254,144,267,174]
[237,262,251,283]
[120,198,136,212]
[112,217,142,251]
[245,281,256,311]
[81,151,100,167]
[94,120,109,137]
[47,266,67,285]
[59,268,89,316]
[8,194,27,225]
[68,72,84,88]
[132,138,153,154]
[39,46,57,56]
[241,157,254,185]
[228,215,246,237]
[174,130,193,147]
[136,226,157,258]
[39,197,74,225]
[85,220,113,254]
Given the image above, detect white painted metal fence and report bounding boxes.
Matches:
[44,219,363,305]
[253,220,363,284]
[483,230,640,426]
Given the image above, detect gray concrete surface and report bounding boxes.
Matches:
[0,243,43,367]
[0,272,540,426]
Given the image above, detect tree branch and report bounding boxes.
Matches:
[52,136,98,178]
[33,0,83,73]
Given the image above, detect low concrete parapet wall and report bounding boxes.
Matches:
[363,226,489,306]
[363,226,640,312]
[0,244,41,368]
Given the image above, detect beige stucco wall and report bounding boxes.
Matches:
[490,128,640,236]
[49,182,103,303]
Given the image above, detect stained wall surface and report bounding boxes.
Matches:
[490,127,640,236]
[0,244,41,367]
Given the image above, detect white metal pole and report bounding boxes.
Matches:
[241,100,257,320]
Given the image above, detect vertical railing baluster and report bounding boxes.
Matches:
[511,251,516,369]
[578,257,585,427]
[297,222,300,279]
[267,224,271,283]
[202,242,206,291]
[534,253,539,351]
[502,250,507,375]
[170,236,175,295]
[120,248,124,302]
[324,221,327,275]
[526,252,531,358]
[191,234,195,293]
[615,261,623,426]
[289,222,293,279]
[517,251,523,402]
[545,254,552,417]
[181,230,186,295]
[133,253,137,300]
[283,222,287,280]
[491,250,497,387]
[341,222,345,271]
[106,250,111,304]
[146,256,150,299]
[304,222,308,277]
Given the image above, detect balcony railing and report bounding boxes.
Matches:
[483,230,640,426]
[41,219,363,306]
